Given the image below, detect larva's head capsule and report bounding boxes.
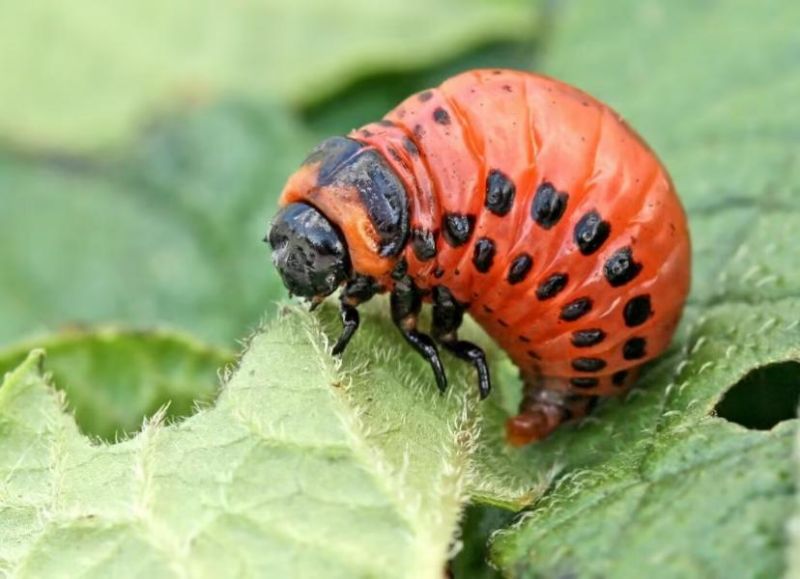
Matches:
[267,202,350,298]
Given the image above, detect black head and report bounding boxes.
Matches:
[267,203,350,298]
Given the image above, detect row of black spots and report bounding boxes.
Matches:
[485,169,516,216]
[411,228,438,261]
[623,337,647,360]
[472,238,496,273]
[604,246,642,287]
[571,357,607,372]
[574,210,611,255]
[570,377,599,389]
[624,294,652,327]
[433,107,451,125]
[560,297,592,321]
[532,182,569,229]
[536,273,569,301]
[442,213,475,246]
[507,253,533,284]
[571,328,606,348]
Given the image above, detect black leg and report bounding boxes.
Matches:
[432,286,492,399]
[332,302,359,356]
[330,275,381,356]
[399,328,448,393]
[391,274,448,393]
[439,340,491,399]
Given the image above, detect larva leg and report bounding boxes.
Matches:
[431,286,491,399]
[331,275,380,356]
[390,275,447,393]
[331,302,359,356]
[505,378,598,447]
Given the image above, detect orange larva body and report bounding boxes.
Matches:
[277,69,691,443]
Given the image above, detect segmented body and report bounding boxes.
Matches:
[340,70,690,393]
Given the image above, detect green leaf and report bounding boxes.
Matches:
[0,328,232,441]
[0,103,311,347]
[0,305,540,577]
[0,0,536,150]
[490,0,800,575]
[492,300,800,578]
[790,428,800,578]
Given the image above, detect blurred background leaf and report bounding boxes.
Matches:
[0,0,536,151]
[0,327,232,441]
[0,103,311,347]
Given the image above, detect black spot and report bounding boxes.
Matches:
[574,210,611,255]
[507,254,533,284]
[433,266,445,279]
[378,119,395,127]
[527,350,541,359]
[413,124,425,138]
[536,273,569,300]
[560,297,593,321]
[482,305,494,314]
[418,90,433,102]
[604,246,642,287]
[485,169,516,216]
[403,137,419,156]
[572,358,607,372]
[624,295,652,327]
[623,337,647,360]
[570,377,599,389]
[612,370,629,386]
[498,319,509,328]
[433,107,451,125]
[443,213,475,246]
[531,182,569,229]
[411,228,437,261]
[585,395,600,412]
[519,336,531,343]
[571,329,606,348]
[472,238,496,273]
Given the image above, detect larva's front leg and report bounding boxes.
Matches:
[331,274,381,356]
